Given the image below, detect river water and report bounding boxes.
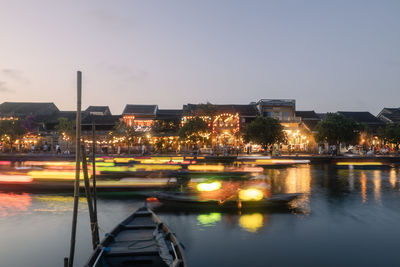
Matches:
[1,164,400,266]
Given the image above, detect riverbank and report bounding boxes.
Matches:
[1,153,400,164]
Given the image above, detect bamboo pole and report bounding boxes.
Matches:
[68,71,82,267]
[81,144,98,249]
[91,121,100,245]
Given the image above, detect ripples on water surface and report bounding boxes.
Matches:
[1,164,400,266]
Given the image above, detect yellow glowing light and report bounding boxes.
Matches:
[133,164,182,171]
[188,165,225,171]
[197,182,222,192]
[97,166,129,172]
[336,162,382,166]
[239,213,264,233]
[114,158,135,163]
[27,171,88,180]
[238,188,264,201]
[23,161,75,167]
[96,162,115,167]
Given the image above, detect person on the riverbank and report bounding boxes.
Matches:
[56,144,61,155]
[332,144,337,156]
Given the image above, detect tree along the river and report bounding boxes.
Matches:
[113,120,143,154]
[151,119,180,152]
[151,119,180,135]
[0,119,27,152]
[243,116,285,149]
[178,117,209,147]
[381,123,400,152]
[315,113,359,147]
[55,117,76,151]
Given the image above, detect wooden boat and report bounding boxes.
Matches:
[85,207,186,267]
[335,161,393,169]
[150,192,302,211]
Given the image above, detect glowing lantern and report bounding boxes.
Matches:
[197,182,222,192]
[238,188,263,201]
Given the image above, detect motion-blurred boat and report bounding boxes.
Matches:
[149,191,302,210]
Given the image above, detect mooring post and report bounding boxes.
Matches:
[82,144,98,249]
[91,121,100,245]
[68,71,82,267]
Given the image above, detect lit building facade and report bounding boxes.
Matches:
[182,104,258,148]
[122,104,158,131]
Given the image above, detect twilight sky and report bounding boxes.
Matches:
[0,0,399,115]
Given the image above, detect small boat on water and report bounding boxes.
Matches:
[335,162,392,169]
[149,192,302,211]
[85,206,186,267]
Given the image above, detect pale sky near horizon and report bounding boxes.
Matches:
[0,0,399,115]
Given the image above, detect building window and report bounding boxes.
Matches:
[263,112,273,117]
[284,112,290,121]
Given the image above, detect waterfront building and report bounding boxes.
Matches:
[81,107,121,154]
[337,111,386,148]
[43,106,120,153]
[85,106,112,116]
[256,100,314,151]
[338,111,385,133]
[182,103,258,148]
[295,111,321,133]
[122,104,157,131]
[0,102,59,120]
[2,100,396,154]
[0,102,60,151]
[294,110,321,150]
[377,107,400,124]
[256,99,296,121]
[151,109,183,152]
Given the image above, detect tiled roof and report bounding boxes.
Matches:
[338,111,384,124]
[381,108,400,114]
[296,111,321,131]
[81,115,121,125]
[183,104,258,117]
[85,106,111,115]
[156,109,183,120]
[0,102,59,117]
[37,111,76,123]
[301,120,320,131]
[295,111,320,120]
[122,105,158,115]
[380,112,400,123]
[257,99,295,107]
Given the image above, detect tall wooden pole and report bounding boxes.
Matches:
[81,144,98,249]
[91,121,99,245]
[68,71,82,267]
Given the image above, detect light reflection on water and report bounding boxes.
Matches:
[1,164,400,266]
[0,193,31,217]
[238,213,265,233]
[197,213,221,227]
